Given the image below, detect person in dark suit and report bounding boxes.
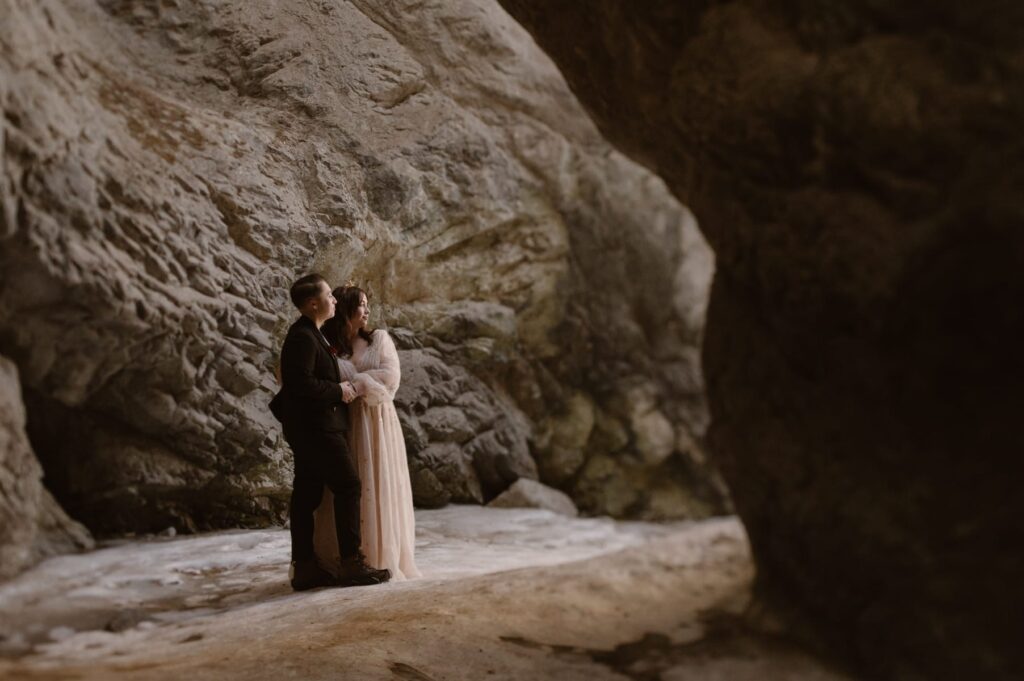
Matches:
[270,273,391,590]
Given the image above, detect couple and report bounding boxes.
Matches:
[270,273,420,591]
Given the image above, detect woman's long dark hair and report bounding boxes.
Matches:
[322,286,374,358]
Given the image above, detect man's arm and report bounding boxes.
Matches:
[280,331,343,403]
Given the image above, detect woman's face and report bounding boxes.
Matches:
[351,293,370,329]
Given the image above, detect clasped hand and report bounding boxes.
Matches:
[341,381,358,403]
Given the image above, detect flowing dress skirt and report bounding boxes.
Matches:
[313,398,420,581]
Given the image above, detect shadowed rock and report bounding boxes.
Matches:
[497,1,1024,678]
[0,356,92,580]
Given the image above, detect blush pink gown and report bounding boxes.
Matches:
[312,329,421,581]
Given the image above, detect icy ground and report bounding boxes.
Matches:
[0,506,855,680]
[0,506,680,655]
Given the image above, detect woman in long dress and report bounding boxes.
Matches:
[313,286,421,581]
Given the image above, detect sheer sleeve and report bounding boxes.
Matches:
[336,357,357,381]
[352,330,400,406]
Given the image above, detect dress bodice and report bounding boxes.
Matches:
[335,330,400,405]
[351,330,382,371]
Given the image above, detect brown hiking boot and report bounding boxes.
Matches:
[337,553,390,587]
[290,560,341,591]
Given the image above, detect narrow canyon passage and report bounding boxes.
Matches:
[4,0,1019,678]
[0,507,850,681]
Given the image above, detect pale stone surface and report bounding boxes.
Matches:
[0,508,852,681]
[0,0,724,558]
[487,478,578,517]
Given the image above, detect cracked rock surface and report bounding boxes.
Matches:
[0,0,726,562]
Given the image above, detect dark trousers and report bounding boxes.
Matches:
[283,423,361,563]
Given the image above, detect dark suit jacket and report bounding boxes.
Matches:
[269,315,349,432]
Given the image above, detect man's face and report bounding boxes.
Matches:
[310,281,336,322]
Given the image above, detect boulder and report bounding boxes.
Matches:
[488,478,578,517]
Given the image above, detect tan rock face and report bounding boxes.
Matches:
[497,1,1024,679]
[0,0,726,562]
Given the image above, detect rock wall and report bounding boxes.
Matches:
[0,356,92,580]
[497,1,1024,679]
[0,0,727,564]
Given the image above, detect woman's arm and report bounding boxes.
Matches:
[351,331,400,406]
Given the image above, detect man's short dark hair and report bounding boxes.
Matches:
[289,273,327,309]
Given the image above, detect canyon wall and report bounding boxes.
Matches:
[497,1,1024,679]
[0,0,726,565]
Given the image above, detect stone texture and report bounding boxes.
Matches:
[0,0,726,553]
[488,478,578,517]
[395,348,534,504]
[0,356,92,580]
[534,390,592,485]
[498,1,1024,679]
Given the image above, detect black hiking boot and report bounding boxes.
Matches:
[337,553,391,587]
[290,560,341,591]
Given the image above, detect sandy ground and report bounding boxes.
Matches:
[0,507,854,680]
